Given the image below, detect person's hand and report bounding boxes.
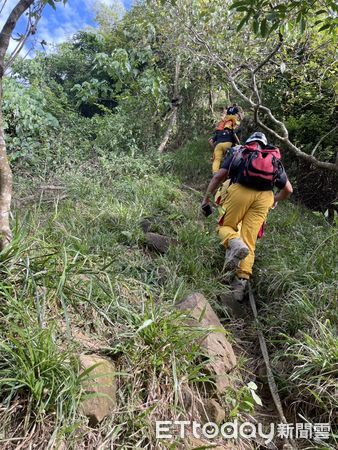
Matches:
[208,138,215,148]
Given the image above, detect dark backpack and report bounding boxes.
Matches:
[227,106,239,115]
[229,144,282,191]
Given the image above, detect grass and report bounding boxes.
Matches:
[0,142,239,448]
[253,201,337,445]
[2,135,336,448]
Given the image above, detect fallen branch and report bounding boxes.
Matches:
[14,193,68,205]
[181,184,202,196]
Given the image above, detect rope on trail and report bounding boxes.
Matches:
[248,281,298,450]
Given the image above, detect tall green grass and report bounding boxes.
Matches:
[6,136,336,448]
[254,202,337,442]
[1,144,237,447]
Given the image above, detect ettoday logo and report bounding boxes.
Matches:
[155,420,331,444]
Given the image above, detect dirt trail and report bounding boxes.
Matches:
[218,284,297,450]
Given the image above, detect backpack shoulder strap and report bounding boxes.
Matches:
[228,145,245,173]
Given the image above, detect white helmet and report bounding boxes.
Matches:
[245,132,267,147]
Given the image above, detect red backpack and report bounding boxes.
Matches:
[229,143,281,191]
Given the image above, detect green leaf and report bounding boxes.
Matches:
[229,1,248,10]
[46,0,57,10]
[239,400,255,411]
[269,21,280,34]
[237,15,248,31]
[315,9,328,15]
[318,23,331,32]
[260,18,268,37]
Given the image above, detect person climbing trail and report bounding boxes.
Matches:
[201,132,293,303]
[209,104,242,173]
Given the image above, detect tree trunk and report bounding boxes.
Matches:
[207,73,214,115]
[0,81,12,250]
[158,57,181,153]
[158,109,178,153]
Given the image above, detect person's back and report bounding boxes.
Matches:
[210,105,241,173]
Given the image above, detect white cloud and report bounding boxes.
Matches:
[0,0,132,58]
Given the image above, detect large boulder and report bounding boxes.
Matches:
[176,293,237,393]
[79,354,116,426]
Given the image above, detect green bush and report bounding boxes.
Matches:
[3,78,59,161]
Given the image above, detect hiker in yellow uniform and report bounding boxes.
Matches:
[201,132,293,302]
[209,104,241,173]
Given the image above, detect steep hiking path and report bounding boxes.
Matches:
[4,143,274,449]
[172,137,337,450]
[173,138,293,449]
[2,137,336,449]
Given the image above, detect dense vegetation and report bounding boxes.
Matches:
[0,0,337,448]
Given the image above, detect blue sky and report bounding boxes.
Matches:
[1,0,134,56]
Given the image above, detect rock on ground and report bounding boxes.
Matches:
[201,398,226,424]
[176,293,237,393]
[144,232,175,254]
[139,218,152,232]
[79,354,116,426]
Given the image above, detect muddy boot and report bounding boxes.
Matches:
[221,294,243,317]
[221,277,248,317]
[231,277,248,303]
[224,238,249,270]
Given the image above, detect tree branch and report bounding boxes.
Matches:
[311,124,338,156]
[0,0,9,15]
[189,33,338,172]
[253,33,284,73]
[0,0,35,76]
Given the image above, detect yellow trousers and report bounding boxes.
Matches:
[212,141,232,173]
[218,183,274,279]
[215,180,242,236]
